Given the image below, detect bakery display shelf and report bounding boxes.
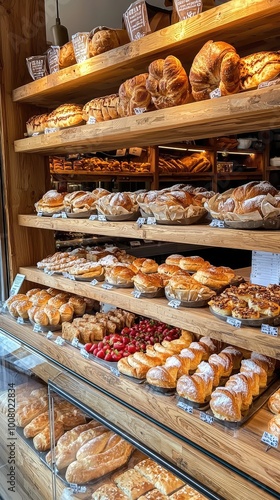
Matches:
[159,173,214,180]
[13,84,280,155]
[14,266,280,359]
[12,0,280,107]
[0,320,279,499]
[18,214,280,253]
[216,172,262,179]
[51,169,153,179]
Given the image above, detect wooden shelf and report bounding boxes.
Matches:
[1,317,279,500]
[18,214,280,253]
[14,85,280,155]
[12,0,280,108]
[51,170,153,178]
[17,266,280,360]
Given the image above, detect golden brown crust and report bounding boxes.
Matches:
[114,469,154,499]
[132,271,163,293]
[59,41,76,68]
[157,263,181,276]
[132,258,158,274]
[165,254,184,266]
[119,73,153,116]
[268,414,280,438]
[26,113,49,136]
[105,265,136,286]
[47,104,84,129]
[179,256,207,272]
[210,387,242,421]
[134,458,185,495]
[240,51,280,90]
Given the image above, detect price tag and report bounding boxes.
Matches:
[98,214,107,222]
[71,338,79,347]
[226,317,242,328]
[137,217,146,227]
[261,431,279,448]
[90,279,98,286]
[9,273,26,296]
[32,132,40,136]
[210,219,225,228]
[87,116,96,124]
[177,400,193,414]
[17,317,25,324]
[52,213,62,218]
[258,77,280,89]
[129,147,142,156]
[147,217,156,225]
[61,212,67,219]
[102,283,113,290]
[55,336,65,346]
[110,367,120,377]
[80,348,89,358]
[210,88,222,99]
[261,324,279,337]
[130,241,141,247]
[37,211,43,217]
[134,107,146,114]
[33,324,42,333]
[131,290,141,298]
[168,299,181,309]
[62,272,75,280]
[44,269,55,276]
[69,484,87,494]
[116,148,126,156]
[89,214,98,221]
[46,331,53,339]
[200,412,214,424]
[44,127,59,134]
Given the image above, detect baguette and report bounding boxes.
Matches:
[76,430,111,460]
[33,420,65,451]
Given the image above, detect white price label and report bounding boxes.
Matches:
[129,147,142,156]
[210,88,222,99]
[261,324,279,337]
[44,127,59,134]
[132,290,141,298]
[98,214,107,222]
[55,336,65,346]
[200,412,214,424]
[137,217,146,227]
[62,272,75,280]
[9,273,26,296]
[87,116,96,124]
[110,367,120,377]
[90,279,98,286]
[130,241,141,247]
[80,348,89,358]
[102,283,113,290]
[226,317,242,328]
[44,269,55,276]
[46,331,53,339]
[69,484,87,494]
[177,400,193,414]
[258,77,280,89]
[52,213,62,218]
[89,214,98,221]
[134,107,146,114]
[71,338,79,347]
[116,148,126,156]
[261,431,279,448]
[168,299,181,309]
[33,324,42,333]
[61,212,67,219]
[147,217,156,225]
[32,132,40,136]
[210,219,225,228]
[37,211,43,217]
[17,317,25,324]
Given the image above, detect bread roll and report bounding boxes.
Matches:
[59,303,74,322]
[189,40,241,100]
[132,258,158,274]
[16,299,32,319]
[231,181,278,203]
[23,410,52,438]
[43,304,61,326]
[92,483,130,500]
[268,414,280,438]
[240,51,280,90]
[138,490,168,500]
[169,485,206,499]
[179,256,207,272]
[59,41,76,68]
[105,265,136,286]
[268,389,280,414]
[146,55,192,109]
[132,271,163,293]
[68,296,86,316]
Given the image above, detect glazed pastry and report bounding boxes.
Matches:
[119,73,154,116]
[132,271,163,294]
[132,258,158,274]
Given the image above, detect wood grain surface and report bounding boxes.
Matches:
[18,214,280,253]
[1,320,279,498]
[12,0,280,107]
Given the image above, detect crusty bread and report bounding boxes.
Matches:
[189,40,241,100]
[134,458,185,495]
[105,265,136,286]
[90,28,129,57]
[33,420,65,451]
[16,397,48,427]
[132,271,163,293]
[26,113,49,136]
[47,104,84,129]
[92,483,129,499]
[138,490,168,500]
[23,410,52,438]
[59,41,76,68]
[114,468,154,499]
[119,73,154,116]
[240,51,280,89]
[146,55,192,109]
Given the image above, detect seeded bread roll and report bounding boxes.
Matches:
[114,468,154,499]
[92,483,129,500]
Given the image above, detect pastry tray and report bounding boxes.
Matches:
[104,281,134,289]
[65,210,97,219]
[102,212,140,222]
[209,306,280,327]
[155,214,205,226]
[133,288,165,298]
[165,290,212,308]
[67,274,104,282]
[224,218,280,230]
[29,319,62,332]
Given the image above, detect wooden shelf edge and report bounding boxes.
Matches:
[16,265,280,359]
[18,214,280,253]
[1,319,279,498]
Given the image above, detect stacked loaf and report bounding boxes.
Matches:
[159,152,212,173]
[49,156,151,173]
[6,287,97,328]
[26,104,84,136]
[35,188,110,215]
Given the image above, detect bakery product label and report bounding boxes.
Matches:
[26,55,48,80]
[174,0,203,20]
[47,46,60,74]
[123,0,151,41]
[72,32,90,63]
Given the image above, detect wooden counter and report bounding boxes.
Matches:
[1,318,279,499]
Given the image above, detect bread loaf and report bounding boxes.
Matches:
[90,29,129,57]
[59,41,76,68]
[76,430,111,460]
[26,113,49,136]
[114,469,154,499]
[47,104,84,129]
[23,410,52,438]
[240,51,280,89]
[134,458,185,495]
[189,40,241,100]
[65,439,134,484]
[16,397,48,427]
[146,55,192,109]
[119,73,154,116]
[138,490,168,500]
[92,483,129,499]
[33,420,65,451]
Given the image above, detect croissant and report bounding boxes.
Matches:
[240,359,267,388]
[176,373,213,403]
[210,387,242,421]
[146,55,192,109]
[179,347,203,371]
[189,40,241,101]
[196,360,221,387]
[146,365,178,389]
[268,389,280,415]
[225,374,253,411]
[208,353,233,378]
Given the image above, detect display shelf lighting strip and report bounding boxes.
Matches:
[158,146,206,152]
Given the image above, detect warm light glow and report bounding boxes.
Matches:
[159,146,206,152]
[217,151,255,156]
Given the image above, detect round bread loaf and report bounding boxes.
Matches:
[132,258,158,274]
[179,256,207,272]
[157,263,181,276]
[231,181,278,202]
[132,271,163,293]
[105,265,136,285]
[165,254,184,266]
[119,73,153,116]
